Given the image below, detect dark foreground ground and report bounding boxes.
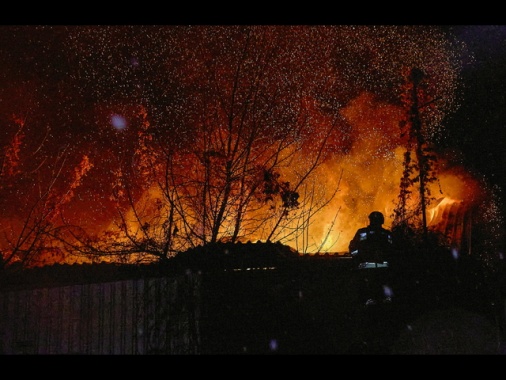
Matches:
[1,244,503,355]
[198,255,505,355]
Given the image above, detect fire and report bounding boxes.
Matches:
[0,26,501,267]
[0,90,487,267]
[256,93,482,254]
[99,93,482,257]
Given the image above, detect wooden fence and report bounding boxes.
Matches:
[0,272,201,354]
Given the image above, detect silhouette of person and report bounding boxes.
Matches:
[349,211,395,307]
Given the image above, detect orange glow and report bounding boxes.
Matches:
[99,93,483,256]
[1,26,497,267]
[267,93,479,254]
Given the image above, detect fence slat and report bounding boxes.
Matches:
[0,273,200,354]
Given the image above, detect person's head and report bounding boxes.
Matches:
[368,211,384,227]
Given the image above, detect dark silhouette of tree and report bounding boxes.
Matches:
[0,117,92,269]
[393,67,441,248]
[65,27,343,262]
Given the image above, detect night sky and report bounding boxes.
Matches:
[442,26,506,202]
[1,25,506,262]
